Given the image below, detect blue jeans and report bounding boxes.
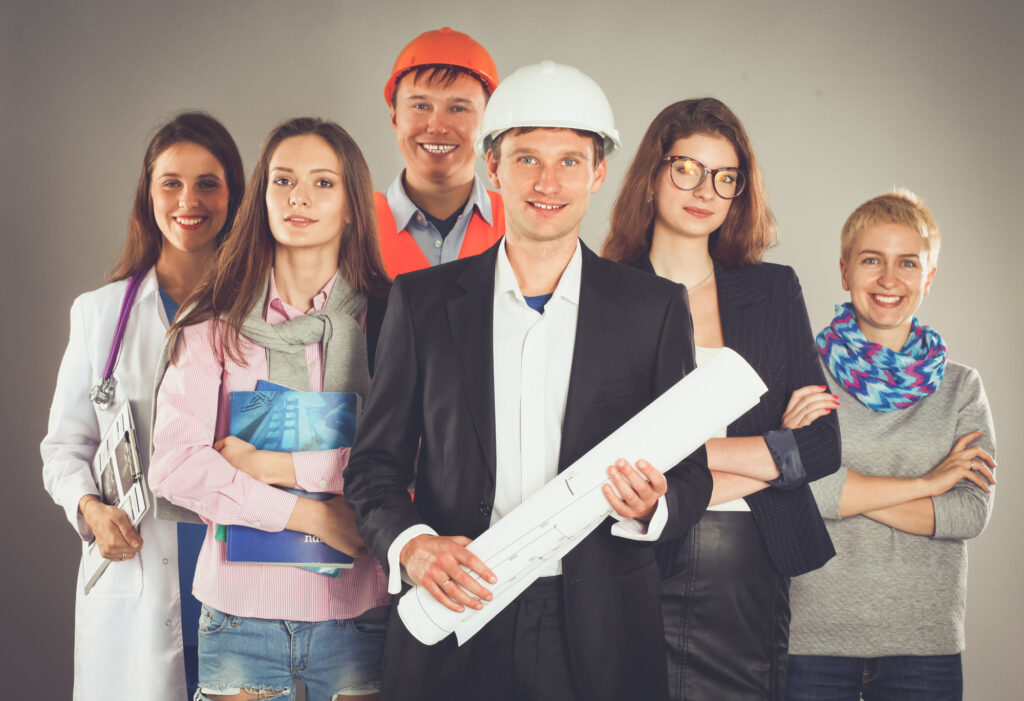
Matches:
[195,603,388,700]
[786,653,962,701]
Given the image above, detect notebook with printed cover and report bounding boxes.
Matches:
[222,381,358,571]
[225,488,355,569]
[83,401,150,594]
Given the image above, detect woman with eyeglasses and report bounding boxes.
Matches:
[786,191,996,701]
[603,98,841,700]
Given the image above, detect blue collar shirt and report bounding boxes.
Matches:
[383,171,495,267]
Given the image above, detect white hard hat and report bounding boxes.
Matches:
[475,60,621,157]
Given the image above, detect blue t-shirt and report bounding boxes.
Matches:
[523,293,553,314]
[158,287,180,322]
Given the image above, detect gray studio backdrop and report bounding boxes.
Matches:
[2,0,1021,697]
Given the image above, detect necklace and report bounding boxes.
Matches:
[687,265,715,291]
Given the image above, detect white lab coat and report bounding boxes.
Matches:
[42,267,187,701]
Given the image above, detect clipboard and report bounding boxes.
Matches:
[83,401,150,595]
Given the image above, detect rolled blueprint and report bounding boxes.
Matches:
[398,346,768,645]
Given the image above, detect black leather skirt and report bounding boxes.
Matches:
[657,511,790,701]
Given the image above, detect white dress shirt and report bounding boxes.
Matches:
[491,238,581,576]
[386,238,665,593]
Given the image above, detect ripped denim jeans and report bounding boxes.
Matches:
[195,603,388,700]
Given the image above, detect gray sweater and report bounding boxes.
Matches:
[788,360,996,656]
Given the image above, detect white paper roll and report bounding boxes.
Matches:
[398,346,767,645]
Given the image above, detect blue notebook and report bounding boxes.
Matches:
[223,381,358,571]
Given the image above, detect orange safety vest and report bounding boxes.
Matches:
[374,190,504,278]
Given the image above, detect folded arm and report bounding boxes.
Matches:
[707,271,841,504]
[813,374,996,540]
[212,435,350,493]
[862,498,935,535]
[150,323,366,555]
[149,324,298,530]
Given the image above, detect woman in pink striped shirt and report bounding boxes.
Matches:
[150,117,392,701]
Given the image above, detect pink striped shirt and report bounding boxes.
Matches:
[150,271,389,621]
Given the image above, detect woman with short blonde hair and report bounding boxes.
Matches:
[787,190,995,701]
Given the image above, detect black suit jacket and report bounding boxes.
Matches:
[347,242,712,700]
[634,256,840,576]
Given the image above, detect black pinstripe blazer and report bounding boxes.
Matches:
[633,256,840,576]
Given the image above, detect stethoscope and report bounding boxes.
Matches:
[89,268,148,409]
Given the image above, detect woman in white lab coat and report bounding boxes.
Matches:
[41,112,244,701]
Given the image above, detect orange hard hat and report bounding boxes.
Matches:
[384,27,498,105]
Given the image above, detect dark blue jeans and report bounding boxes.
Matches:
[786,653,962,701]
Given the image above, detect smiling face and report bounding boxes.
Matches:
[840,222,937,349]
[486,128,606,245]
[391,71,487,188]
[149,141,230,256]
[265,134,348,255]
[652,133,738,243]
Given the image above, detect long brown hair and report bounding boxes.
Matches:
[172,117,390,363]
[109,111,245,281]
[603,98,776,267]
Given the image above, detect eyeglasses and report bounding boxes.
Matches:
[661,156,746,199]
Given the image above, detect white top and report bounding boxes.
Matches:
[385,239,665,592]
[41,268,187,701]
[490,237,581,576]
[697,346,751,513]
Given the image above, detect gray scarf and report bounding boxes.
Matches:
[150,270,368,522]
[239,270,369,397]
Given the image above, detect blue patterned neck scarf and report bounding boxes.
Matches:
[817,303,947,412]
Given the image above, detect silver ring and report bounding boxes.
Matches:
[439,579,451,589]
[120,553,128,560]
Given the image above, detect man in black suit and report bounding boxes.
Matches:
[345,61,712,701]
